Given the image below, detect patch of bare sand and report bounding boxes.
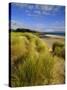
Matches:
[41,36,65,49]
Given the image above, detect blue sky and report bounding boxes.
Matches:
[10,3,65,32]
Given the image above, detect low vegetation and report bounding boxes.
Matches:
[10,32,65,87]
[52,42,65,59]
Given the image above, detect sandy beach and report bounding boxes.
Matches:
[41,34,65,48]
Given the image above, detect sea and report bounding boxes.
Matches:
[44,32,65,36]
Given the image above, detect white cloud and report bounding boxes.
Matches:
[40,5,54,11]
[51,20,65,28]
[27,4,34,9]
[12,3,61,16]
[11,20,27,29]
[34,10,41,15]
[11,20,21,29]
[39,5,61,15]
[11,3,28,8]
[10,20,65,32]
[40,5,60,11]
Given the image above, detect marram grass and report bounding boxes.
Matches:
[11,32,65,87]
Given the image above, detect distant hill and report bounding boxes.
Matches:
[10,28,39,33]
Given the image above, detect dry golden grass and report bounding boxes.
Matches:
[10,32,65,87]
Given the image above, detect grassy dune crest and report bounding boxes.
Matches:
[11,32,65,87]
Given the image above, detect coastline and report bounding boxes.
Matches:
[44,34,65,39]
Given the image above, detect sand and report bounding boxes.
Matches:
[41,35,65,49]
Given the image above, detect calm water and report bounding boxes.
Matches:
[43,32,65,36]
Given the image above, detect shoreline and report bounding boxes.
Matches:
[44,34,64,39]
